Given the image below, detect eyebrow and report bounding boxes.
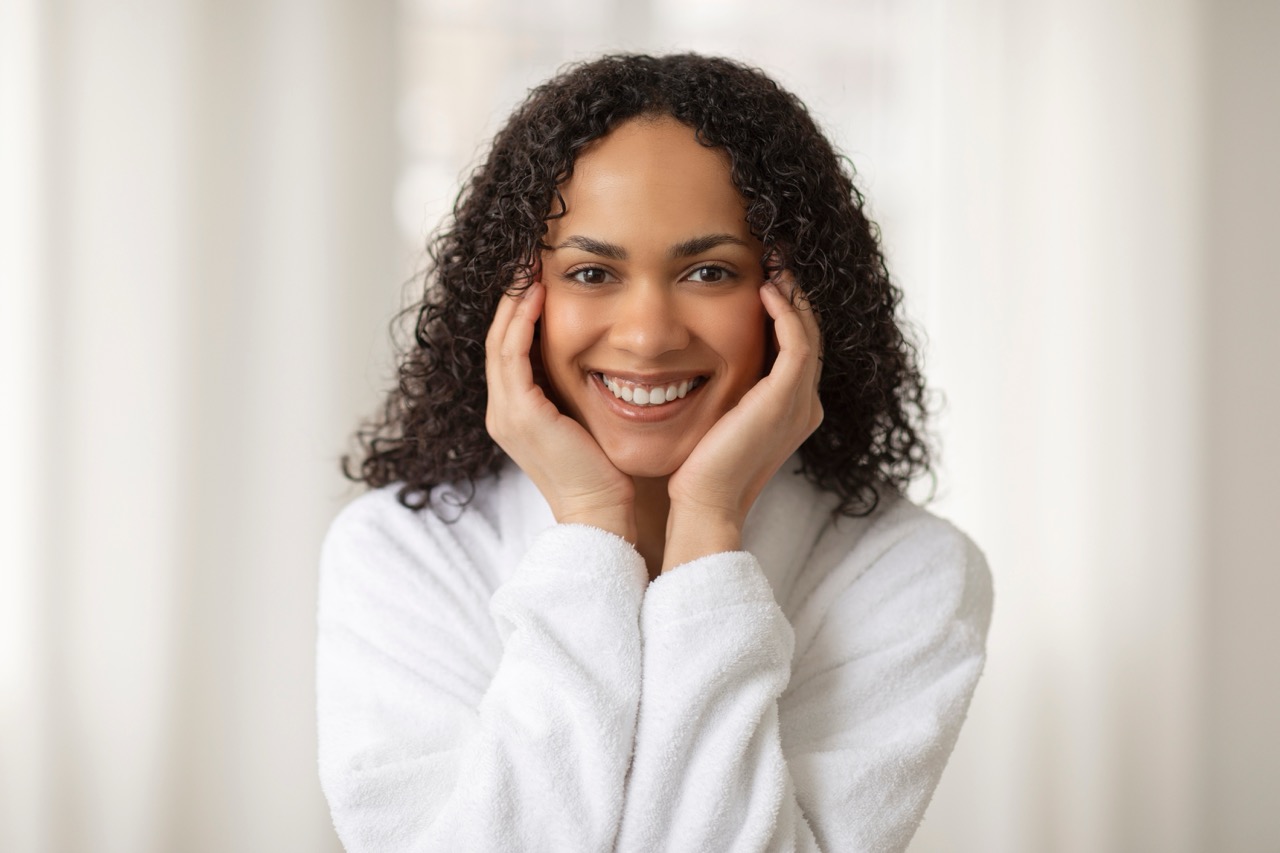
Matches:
[553,233,749,260]
[669,233,749,258]
[554,235,628,259]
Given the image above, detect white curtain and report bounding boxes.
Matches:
[910,1,1206,850]
[3,0,1275,851]
[1,0,395,850]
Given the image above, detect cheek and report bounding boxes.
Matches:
[706,290,768,378]
[539,289,600,375]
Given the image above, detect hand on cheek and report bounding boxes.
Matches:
[484,280,637,542]
[662,270,824,572]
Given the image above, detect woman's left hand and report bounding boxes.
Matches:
[662,270,824,572]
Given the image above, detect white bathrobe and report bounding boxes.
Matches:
[316,460,992,852]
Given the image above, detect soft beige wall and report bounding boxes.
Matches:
[159,2,399,849]
[1204,1,1280,850]
[908,0,1207,848]
[2,0,398,850]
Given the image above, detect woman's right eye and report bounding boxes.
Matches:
[568,267,611,286]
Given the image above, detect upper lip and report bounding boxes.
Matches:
[593,369,709,385]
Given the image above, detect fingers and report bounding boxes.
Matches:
[665,272,824,533]
[482,279,636,535]
[485,281,543,355]
[486,281,545,395]
[502,281,544,367]
[761,272,822,393]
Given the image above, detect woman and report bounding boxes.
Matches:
[319,53,992,852]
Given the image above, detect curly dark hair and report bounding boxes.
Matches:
[345,52,934,517]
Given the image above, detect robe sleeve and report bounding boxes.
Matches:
[612,514,992,853]
[316,492,648,853]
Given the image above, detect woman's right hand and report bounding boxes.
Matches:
[485,279,637,542]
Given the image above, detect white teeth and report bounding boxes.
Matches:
[601,375,702,407]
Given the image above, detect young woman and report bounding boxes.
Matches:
[318,53,992,852]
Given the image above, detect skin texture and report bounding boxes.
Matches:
[484,117,824,578]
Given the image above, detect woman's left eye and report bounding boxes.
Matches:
[688,265,732,283]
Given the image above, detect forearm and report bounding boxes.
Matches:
[615,552,817,852]
[319,521,648,853]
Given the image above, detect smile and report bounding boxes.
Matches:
[596,373,707,407]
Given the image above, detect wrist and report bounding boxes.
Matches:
[556,502,637,544]
[661,501,743,574]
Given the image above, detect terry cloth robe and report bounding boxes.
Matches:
[316,459,992,852]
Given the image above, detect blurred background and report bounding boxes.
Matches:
[2,0,1277,850]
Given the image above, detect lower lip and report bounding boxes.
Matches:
[591,374,704,422]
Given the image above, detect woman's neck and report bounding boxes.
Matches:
[632,476,670,581]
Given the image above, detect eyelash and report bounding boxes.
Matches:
[561,264,738,287]
[563,265,614,287]
[687,264,737,284]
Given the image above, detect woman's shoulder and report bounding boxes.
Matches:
[752,468,991,637]
[841,492,987,582]
[322,479,482,552]
[320,465,554,589]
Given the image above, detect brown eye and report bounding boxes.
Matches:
[689,265,730,283]
[570,267,610,285]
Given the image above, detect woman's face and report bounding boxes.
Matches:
[539,116,768,479]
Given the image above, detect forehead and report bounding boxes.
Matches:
[545,116,754,246]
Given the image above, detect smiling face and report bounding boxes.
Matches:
[538,115,768,480]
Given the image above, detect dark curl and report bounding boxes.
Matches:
[345,53,934,517]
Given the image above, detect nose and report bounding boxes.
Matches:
[607,281,690,358]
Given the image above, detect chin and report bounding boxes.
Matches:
[603,442,691,480]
